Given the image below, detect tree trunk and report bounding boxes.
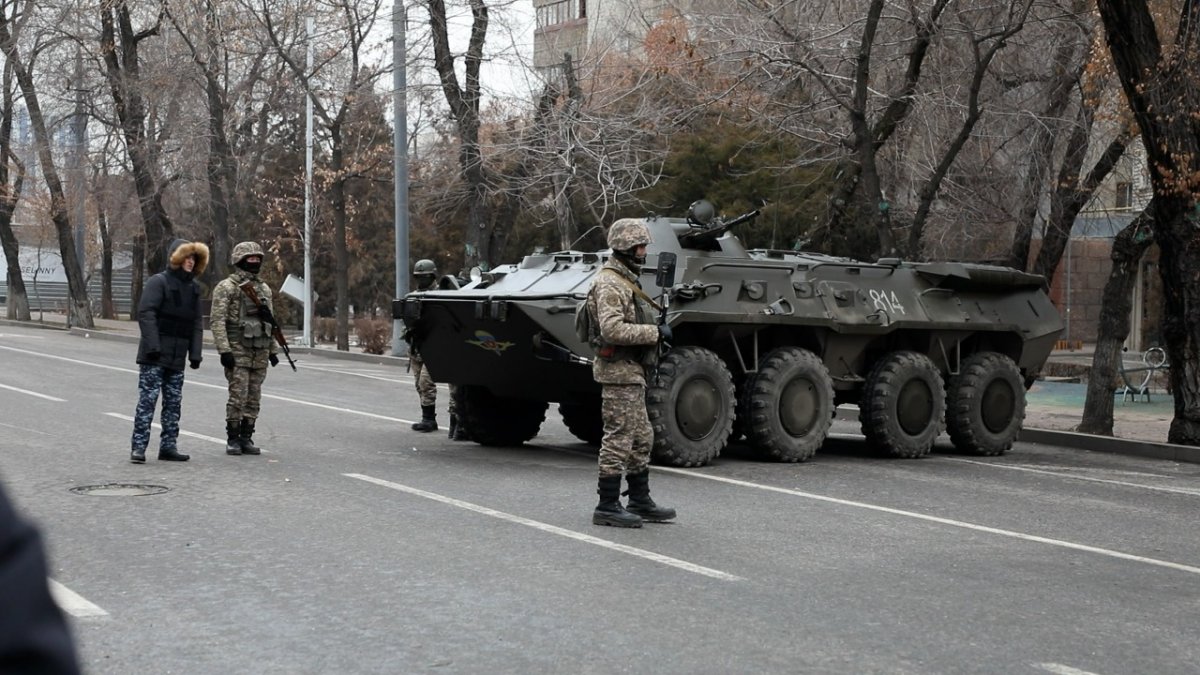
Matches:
[100,3,174,274]
[1096,0,1200,445]
[131,232,144,320]
[98,207,115,319]
[0,60,28,321]
[1077,207,1154,435]
[331,129,350,352]
[0,22,93,327]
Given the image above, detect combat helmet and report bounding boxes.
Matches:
[414,259,437,277]
[606,220,652,251]
[230,241,265,266]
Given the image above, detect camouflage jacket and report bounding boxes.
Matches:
[586,258,659,385]
[211,270,278,368]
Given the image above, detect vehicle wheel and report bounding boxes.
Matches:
[946,351,1025,456]
[859,351,946,458]
[458,385,547,447]
[559,399,602,446]
[647,346,736,467]
[739,347,834,462]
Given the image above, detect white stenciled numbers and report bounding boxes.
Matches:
[868,289,907,315]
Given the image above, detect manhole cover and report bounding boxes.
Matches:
[69,483,170,497]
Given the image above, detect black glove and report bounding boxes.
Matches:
[189,359,201,370]
[258,304,276,326]
[220,352,236,369]
[269,354,279,367]
[145,350,161,362]
[658,324,673,343]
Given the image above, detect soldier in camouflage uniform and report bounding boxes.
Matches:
[585,220,676,527]
[130,238,209,463]
[211,241,280,456]
[407,259,440,432]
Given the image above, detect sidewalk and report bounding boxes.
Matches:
[3,313,1196,463]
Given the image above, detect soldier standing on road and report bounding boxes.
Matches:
[585,221,676,527]
[130,239,209,464]
[406,259,440,432]
[211,241,279,456]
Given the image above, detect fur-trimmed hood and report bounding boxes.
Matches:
[168,240,210,276]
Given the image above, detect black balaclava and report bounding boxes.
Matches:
[612,247,646,273]
[236,257,262,275]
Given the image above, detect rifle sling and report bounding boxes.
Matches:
[599,268,662,312]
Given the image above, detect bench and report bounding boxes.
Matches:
[1116,346,1168,403]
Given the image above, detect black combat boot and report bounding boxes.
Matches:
[240,419,262,455]
[447,414,458,439]
[225,419,242,455]
[593,475,643,528]
[412,405,438,432]
[624,468,676,522]
[130,448,146,464]
[158,447,190,462]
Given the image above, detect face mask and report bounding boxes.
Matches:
[238,260,262,274]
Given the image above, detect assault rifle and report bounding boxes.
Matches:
[238,281,296,371]
[655,252,677,350]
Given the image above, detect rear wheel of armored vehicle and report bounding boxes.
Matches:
[647,346,736,467]
[559,399,603,446]
[458,385,548,447]
[860,351,946,458]
[946,352,1025,456]
[739,347,834,462]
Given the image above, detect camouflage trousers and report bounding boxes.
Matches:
[412,353,437,406]
[224,364,267,421]
[132,365,186,452]
[448,384,459,416]
[598,384,653,477]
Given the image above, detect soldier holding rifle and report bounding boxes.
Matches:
[212,241,281,456]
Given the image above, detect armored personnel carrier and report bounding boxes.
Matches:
[396,202,1063,467]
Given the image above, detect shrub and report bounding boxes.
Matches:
[355,318,392,355]
[315,317,337,343]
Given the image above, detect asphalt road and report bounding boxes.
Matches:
[2,323,1198,675]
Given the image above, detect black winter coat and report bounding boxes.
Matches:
[136,240,206,371]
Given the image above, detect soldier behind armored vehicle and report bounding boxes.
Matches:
[585,220,677,528]
[406,260,443,433]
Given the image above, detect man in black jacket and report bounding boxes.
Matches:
[0,480,82,674]
[130,239,210,463]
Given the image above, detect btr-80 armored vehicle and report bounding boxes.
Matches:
[396,203,1062,467]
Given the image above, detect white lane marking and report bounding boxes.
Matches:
[48,579,108,617]
[0,344,416,424]
[104,413,226,445]
[0,332,44,339]
[655,466,1200,577]
[944,457,1200,497]
[1035,663,1103,675]
[345,473,743,582]
[295,363,411,384]
[0,382,66,401]
[0,420,53,435]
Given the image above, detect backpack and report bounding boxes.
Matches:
[574,290,598,349]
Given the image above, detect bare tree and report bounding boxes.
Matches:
[98,1,177,274]
[0,0,94,327]
[0,55,29,320]
[1096,0,1200,445]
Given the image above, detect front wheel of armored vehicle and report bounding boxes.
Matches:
[860,351,946,458]
[458,385,548,447]
[946,352,1025,456]
[559,398,603,446]
[647,346,736,467]
[739,347,834,462]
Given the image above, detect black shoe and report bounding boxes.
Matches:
[412,404,438,432]
[594,475,643,528]
[130,449,146,464]
[225,420,242,455]
[447,414,458,439]
[158,448,190,462]
[593,503,644,528]
[240,419,261,455]
[625,469,675,522]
